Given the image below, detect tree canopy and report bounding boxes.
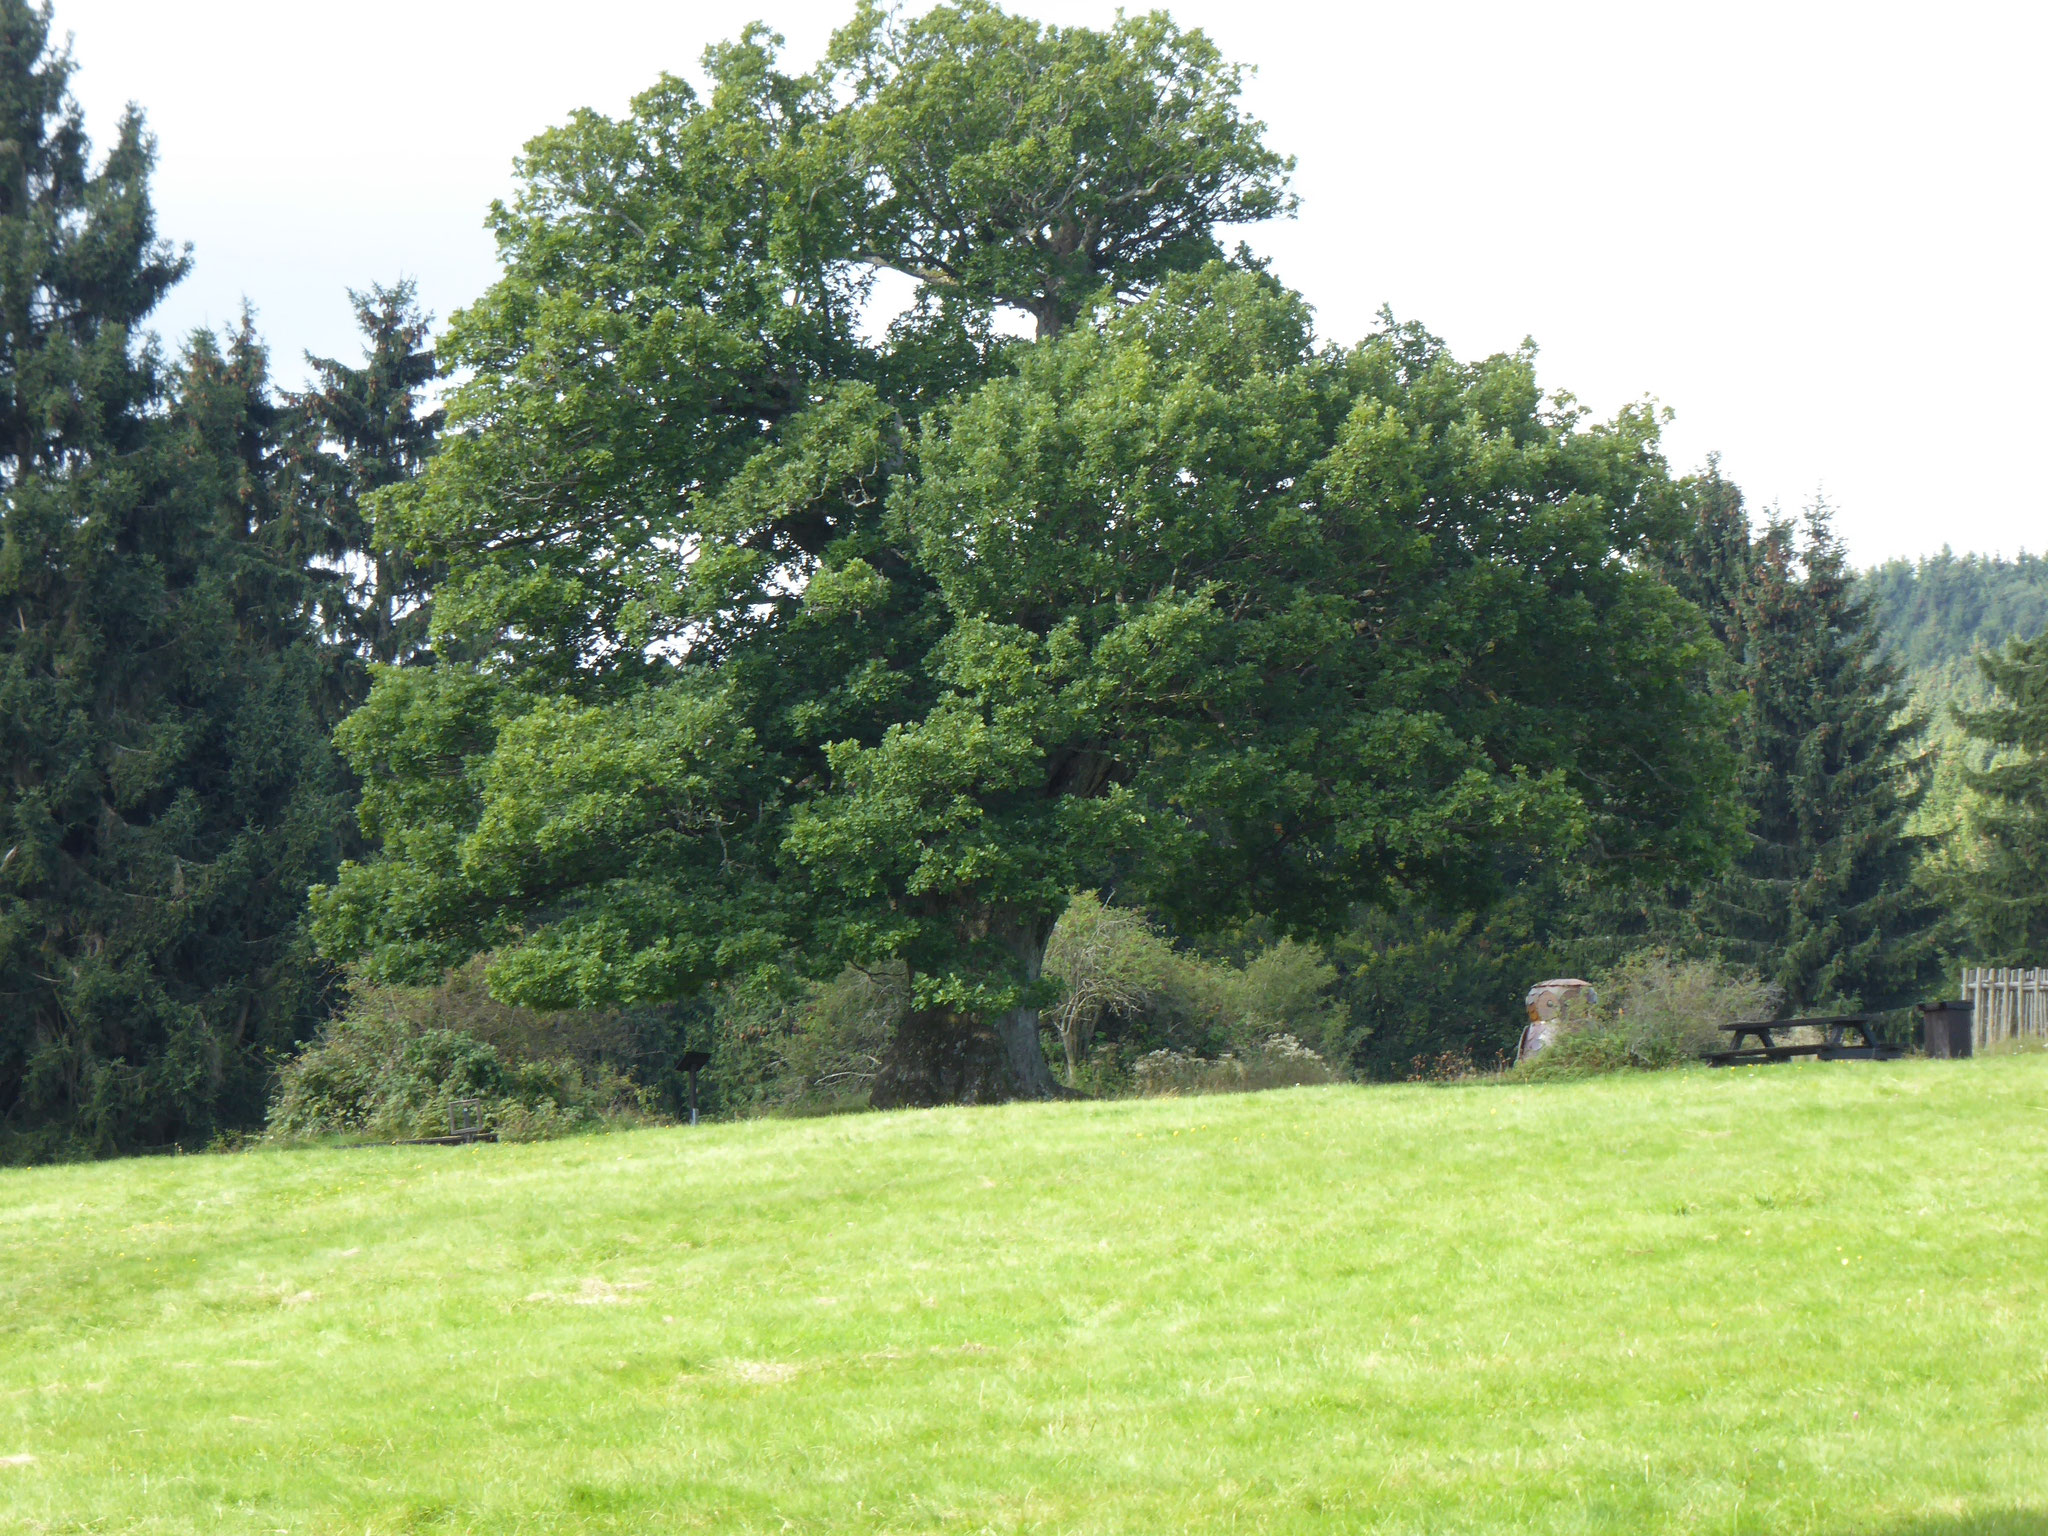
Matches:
[825,0,1294,337]
[310,5,1741,1103]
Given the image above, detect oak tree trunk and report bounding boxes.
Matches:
[866,919,1064,1107]
[995,920,1061,1098]
[867,1007,1012,1109]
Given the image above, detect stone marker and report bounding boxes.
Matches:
[1519,978,1597,1063]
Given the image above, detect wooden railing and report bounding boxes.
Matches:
[1959,967,2048,1050]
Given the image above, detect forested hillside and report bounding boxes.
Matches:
[1860,553,2048,860]
[1866,550,2048,671]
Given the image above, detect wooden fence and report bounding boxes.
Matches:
[1959,967,2048,1050]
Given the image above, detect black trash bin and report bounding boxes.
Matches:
[1921,1000,1975,1059]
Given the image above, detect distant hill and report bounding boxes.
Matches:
[1860,550,2048,841]
[1864,550,2048,672]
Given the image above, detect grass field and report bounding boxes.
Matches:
[5,1057,2048,1534]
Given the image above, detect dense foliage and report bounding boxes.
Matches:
[0,4,345,1160]
[266,965,657,1143]
[1,0,2034,1157]
[307,4,1741,1107]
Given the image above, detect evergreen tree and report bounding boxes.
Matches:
[1659,460,1753,665]
[1691,508,1943,1012]
[0,4,183,468]
[1953,630,2048,962]
[286,281,442,696]
[0,7,340,1159]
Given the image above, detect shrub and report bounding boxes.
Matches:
[1044,895,1173,1086]
[705,908,1352,1112]
[362,956,716,1115]
[266,977,653,1143]
[708,965,904,1116]
[1599,951,1781,1068]
[1131,1034,1341,1096]
[1225,941,1349,1060]
[395,957,639,1068]
[1514,1023,1637,1080]
[1516,951,1780,1079]
[1045,898,1350,1076]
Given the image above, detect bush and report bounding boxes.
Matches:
[1044,895,1173,1086]
[1046,898,1350,1081]
[266,975,654,1143]
[1513,1023,1637,1080]
[1337,898,1567,1080]
[1516,952,1780,1079]
[1131,1034,1341,1096]
[707,965,904,1117]
[1225,942,1349,1060]
[702,907,1353,1112]
[359,956,714,1116]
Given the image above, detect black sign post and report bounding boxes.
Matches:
[678,1049,712,1125]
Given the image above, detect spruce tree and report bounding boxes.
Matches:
[1659,459,1753,665]
[1953,630,2048,962]
[286,281,442,695]
[0,7,340,1159]
[1692,508,1943,1012]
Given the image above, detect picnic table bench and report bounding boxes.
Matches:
[392,1098,498,1145]
[1706,1015,1904,1067]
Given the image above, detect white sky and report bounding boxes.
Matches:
[62,0,2047,564]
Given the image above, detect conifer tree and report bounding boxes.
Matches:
[287,281,442,695]
[1691,509,1943,1012]
[1953,630,2048,962]
[1659,460,1752,665]
[0,6,340,1158]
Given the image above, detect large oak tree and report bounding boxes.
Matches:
[311,4,1740,1103]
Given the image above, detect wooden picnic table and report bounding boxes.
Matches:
[1706,1015,1904,1067]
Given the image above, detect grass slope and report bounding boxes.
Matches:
[5,1059,2048,1535]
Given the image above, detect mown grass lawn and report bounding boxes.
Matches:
[5,1056,2048,1535]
